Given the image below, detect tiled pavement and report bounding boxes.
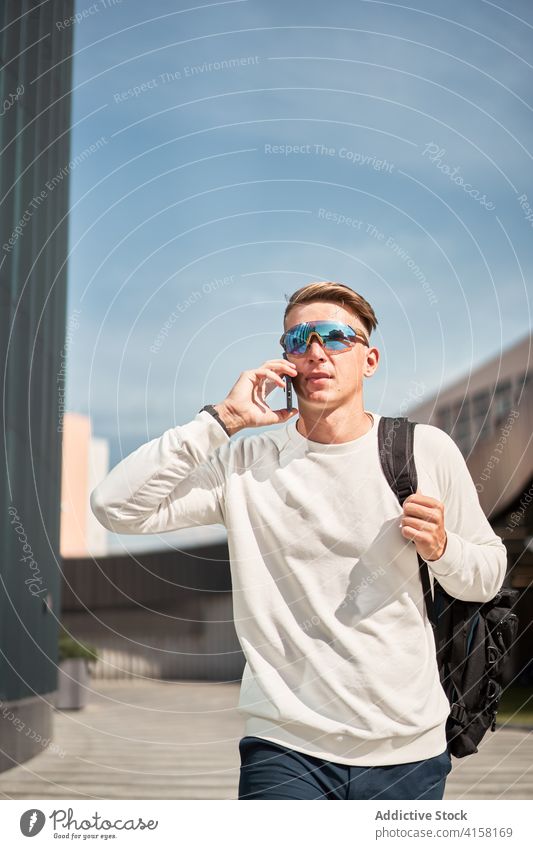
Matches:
[0,681,531,800]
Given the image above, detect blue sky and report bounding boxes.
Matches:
[62,0,533,551]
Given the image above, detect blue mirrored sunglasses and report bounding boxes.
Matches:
[280,320,369,355]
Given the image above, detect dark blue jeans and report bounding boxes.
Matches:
[238,736,452,800]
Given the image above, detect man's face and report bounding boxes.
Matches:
[283,301,379,411]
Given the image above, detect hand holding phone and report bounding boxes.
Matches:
[213,358,298,432]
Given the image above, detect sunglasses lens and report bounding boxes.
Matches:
[325,329,351,350]
[286,323,310,354]
[284,322,355,353]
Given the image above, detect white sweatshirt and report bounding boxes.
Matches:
[90,409,507,766]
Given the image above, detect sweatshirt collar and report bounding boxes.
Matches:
[287,411,380,454]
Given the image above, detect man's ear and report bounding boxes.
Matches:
[363,347,379,377]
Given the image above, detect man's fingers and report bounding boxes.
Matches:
[271,407,298,421]
[403,493,442,509]
[254,368,286,388]
[401,517,435,532]
[403,494,444,518]
[262,359,298,375]
[402,503,441,522]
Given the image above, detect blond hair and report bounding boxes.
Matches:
[283,281,378,337]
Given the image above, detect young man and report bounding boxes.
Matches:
[90,281,507,800]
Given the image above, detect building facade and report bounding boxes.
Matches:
[409,334,533,683]
[0,0,74,772]
[60,412,109,558]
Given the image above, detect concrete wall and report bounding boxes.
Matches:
[60,543,244,681]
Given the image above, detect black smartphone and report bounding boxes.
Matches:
[282,352,293,410]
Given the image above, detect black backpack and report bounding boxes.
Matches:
[377,416,519,758]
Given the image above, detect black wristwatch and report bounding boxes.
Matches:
[198,404,231,437]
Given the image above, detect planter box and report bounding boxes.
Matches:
[56,658,89,709]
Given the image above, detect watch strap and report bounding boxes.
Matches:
[198,404,231,437]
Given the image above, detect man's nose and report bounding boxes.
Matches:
[305,339,327,359]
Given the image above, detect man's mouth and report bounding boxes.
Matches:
[306,373,332,383]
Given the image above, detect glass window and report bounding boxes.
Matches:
[435,404,452,434]
[471,389,491,442]
[493,380,513,427]
[514,371,532,407]
[448,399,471,454]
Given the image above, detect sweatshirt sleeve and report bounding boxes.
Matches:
[415,425,508,602]
[89,410,230,534]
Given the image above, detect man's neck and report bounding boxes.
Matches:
[295,406,374,444]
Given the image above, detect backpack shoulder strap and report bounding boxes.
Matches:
[377,416,417,505]
[377,416,437,630]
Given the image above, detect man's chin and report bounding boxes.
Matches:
[297,393,337,412]
[304,386,334,400]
